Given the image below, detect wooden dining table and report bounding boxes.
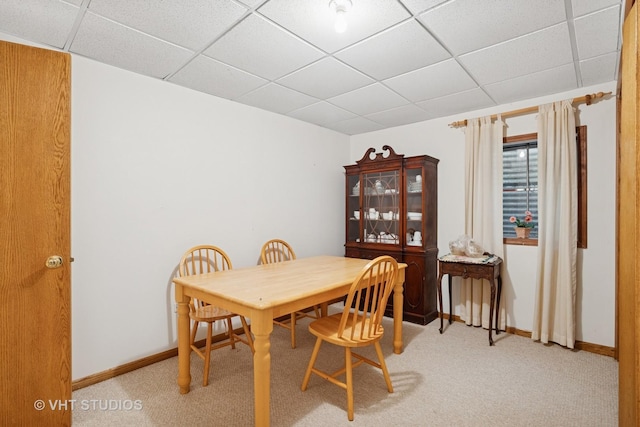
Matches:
[173,255,407,427]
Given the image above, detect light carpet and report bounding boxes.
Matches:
[72,306,618,426]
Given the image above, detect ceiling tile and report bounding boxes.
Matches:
[419,0,566,55]
[323,117,385,135]
[203,14,324,80]
[383,59,478,102]
[0,0,79,49]
[459,23,573,86]
[580,52,619,86]
[484,63,577,104]
[365,104,432,127]
[398,0,448,15]
[87,0,248,50]
[235,83,319,114]
[70,12,194,79]
[574,5,621,60]
[335,20,450,80]
[287,101,357,126]
[169,55,268,100]
[328,83,409,116]
[236,0,266,8]
[571,0,621,16]
[416,88,495,117]
[276,57,374,99]
[258,0,410,53]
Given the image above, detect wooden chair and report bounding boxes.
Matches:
[260,239,321,348]
[178,245,254,386]
[301,255,398,421]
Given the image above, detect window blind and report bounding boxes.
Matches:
[503,140,538,238]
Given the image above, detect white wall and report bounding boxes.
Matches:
[350,81,618,348]
[68,56,349,380]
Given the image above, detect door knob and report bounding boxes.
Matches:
[45,255,63,269]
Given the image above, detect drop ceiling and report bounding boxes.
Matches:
[0,0,624,135]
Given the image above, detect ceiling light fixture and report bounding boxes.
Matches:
[329,0,353,34]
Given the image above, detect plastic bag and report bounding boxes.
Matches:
[464,239,485,257]
[448,235,469,255]
[449,234,485,257]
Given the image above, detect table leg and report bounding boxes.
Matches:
[495,275,502,335]
[320,302,329,317]
[489,278,496,346]
[392,268,405,354]
[175,285,191,394]
[448,275,453,325]
[437,270,444,334]
[251,309,273,427]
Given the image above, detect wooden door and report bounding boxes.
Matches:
[0,41,71,426]
[618,2,639,425]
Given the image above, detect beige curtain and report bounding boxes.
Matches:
[532,100,577,348]
[462,116,506,330]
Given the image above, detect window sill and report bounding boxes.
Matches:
[504,237,537,246]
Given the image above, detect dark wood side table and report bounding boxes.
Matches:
[437,255,503,345]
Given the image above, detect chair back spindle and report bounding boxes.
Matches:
[340,256,398,342]
[179,245,232,311]
[260,239,296,264]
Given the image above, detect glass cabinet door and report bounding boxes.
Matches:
[346,174,361,243]
[405,167,423,247]
[361,170,400,244]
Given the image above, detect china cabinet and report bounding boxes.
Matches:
[344,145,439,325]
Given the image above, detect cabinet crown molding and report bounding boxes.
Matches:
[356,145,403,165]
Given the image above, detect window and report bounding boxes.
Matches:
[503,136,538,239]
[502,126,587,247]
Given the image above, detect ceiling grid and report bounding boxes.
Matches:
[0,0,624,135]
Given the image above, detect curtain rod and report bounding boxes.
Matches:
[448,91,612,128]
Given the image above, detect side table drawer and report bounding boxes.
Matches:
[440,262,494,281]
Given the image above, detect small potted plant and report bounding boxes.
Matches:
[510,211,535,238]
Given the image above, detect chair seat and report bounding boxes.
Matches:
[190,304,234,322]
[309,313,384,347]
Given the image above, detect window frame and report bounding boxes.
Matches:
[502,126,587,248]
